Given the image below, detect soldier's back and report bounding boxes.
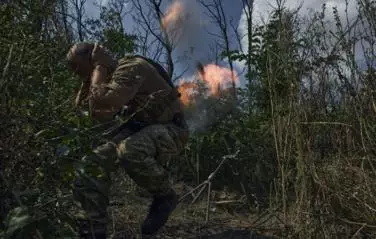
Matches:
[114,55,184,124]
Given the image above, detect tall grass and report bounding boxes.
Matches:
[183,1,376,237]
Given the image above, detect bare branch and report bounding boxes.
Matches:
[130,0,187,80]
[199,0,237,98]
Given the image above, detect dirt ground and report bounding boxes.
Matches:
[106,176,283,239]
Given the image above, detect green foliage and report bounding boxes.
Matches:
[223,25,263,67]
[2,204,76,238]
[0,1,136,237]
[183,2,376,237]
[86,6,137,58]
[1,0,376,238]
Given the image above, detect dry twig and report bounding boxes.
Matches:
[178,150,239,224]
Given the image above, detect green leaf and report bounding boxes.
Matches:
[4,206,33,238]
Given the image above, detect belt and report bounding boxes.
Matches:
[103,112,186,141]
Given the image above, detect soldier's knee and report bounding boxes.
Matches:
[72,173,110,201]
[80,148,116,172]
[117,134,156,161]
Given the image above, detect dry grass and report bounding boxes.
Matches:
[106,172,282,239]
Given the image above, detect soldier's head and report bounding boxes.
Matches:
[66,42,116,79]
[66,42,95,79]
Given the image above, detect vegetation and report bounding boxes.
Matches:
[1,0,376,238]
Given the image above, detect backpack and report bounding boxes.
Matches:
[123,54,179,91]
[120,54,182,121]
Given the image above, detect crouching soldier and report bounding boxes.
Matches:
[66,42,189,238]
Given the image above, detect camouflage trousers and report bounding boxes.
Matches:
[72,122,189,223]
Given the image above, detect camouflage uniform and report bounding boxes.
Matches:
[71,45,189,236]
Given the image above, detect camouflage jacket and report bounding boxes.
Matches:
[87,55,183,124]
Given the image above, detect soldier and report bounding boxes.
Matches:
[66,42,189,238]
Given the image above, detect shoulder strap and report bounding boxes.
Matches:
[133,55,176,89]
[121,54,181,102]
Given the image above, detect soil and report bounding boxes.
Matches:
[106,178,282,239]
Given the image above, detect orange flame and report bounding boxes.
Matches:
[178,64,239,106]
[199,64,239,96]
[178,81,198,106]
[161,0,184,31]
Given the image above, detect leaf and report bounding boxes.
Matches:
[4,206,33,238]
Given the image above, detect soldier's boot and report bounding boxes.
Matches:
[77,218,107,239]
[141,189,178,235]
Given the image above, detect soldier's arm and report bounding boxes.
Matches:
[75,79,91,107]
[88,62,145,120]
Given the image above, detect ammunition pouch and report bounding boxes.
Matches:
[141,87,181,120]
[102,112,186,144]
[101,118,149,143]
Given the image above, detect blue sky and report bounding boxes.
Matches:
[83,0,363,86]
[85,0,244,80]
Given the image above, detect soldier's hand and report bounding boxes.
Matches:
[75,80,91,107]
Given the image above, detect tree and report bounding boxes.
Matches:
[130,0,190,82]
[71,0,87,41]
[86,0,136,57]
[199,0,237,98]
[253,6,301,114]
